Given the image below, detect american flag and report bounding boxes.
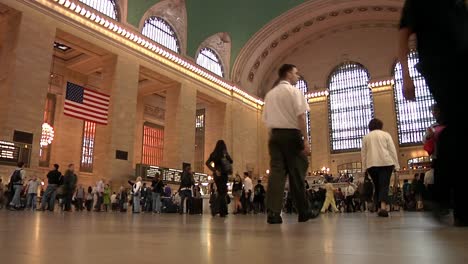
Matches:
[64,82,110,125]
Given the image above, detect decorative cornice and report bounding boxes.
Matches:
[33,0,264,108]
[243,5,402,83]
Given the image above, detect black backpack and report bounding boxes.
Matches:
[11,170,22,184]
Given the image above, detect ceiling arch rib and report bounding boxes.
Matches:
[232,0,403,97]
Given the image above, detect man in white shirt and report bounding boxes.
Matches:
[94,179,105,212]
[344,181,356,212]
[242,173,253,214]
[361,118,400,217]
[262,64,316,224]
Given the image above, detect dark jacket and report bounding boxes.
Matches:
[151,179,164,194]
[47,169,62,185]
[63,170,77,191]
[180,171,195,189]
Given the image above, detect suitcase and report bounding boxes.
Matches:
[189,197,203,214]
[162,197,179,213]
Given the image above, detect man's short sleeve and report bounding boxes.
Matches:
[294,89,309,116]
[400,0,417,29]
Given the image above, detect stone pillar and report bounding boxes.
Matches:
[0,10,56,167]
[372,87,401,166]
[163,83,196,169]
[133,94,145,166]
[372,88,399,146]
[93,55,139,187]
[309,98,331,172]
[204,102,227,173]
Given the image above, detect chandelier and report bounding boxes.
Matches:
[40,123,55,147]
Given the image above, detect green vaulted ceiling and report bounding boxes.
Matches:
[127,0,308,66]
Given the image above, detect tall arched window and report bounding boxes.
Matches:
[196,48,224,77]
[142,17,180,53]
[295,78,310,141]
[78,0,119,20]
[394,51,435,145]
[328,63,373,152]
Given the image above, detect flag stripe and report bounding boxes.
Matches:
[65,100,108,115]
[64,103,108,119]
[83,87,111,99]
[84,95,110,106]
[84,90,110,104]
[82,99,109,111]
[64,112,108,125]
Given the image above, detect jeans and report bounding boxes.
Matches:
[10,185,23,208]
[133,193,141,213]
[27,193,37,210]
[152,192,161,213]
[179,189,192,214]
[95,193,103,211]
[41,184,58,211]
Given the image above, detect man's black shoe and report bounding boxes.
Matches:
[298,210,319,222]
[267,213,283,224]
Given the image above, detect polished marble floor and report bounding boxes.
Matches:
[0,210,467,264]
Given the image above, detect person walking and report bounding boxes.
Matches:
[253,180,266,213]
[26,176,40,211]
[399,0,468,226]
[132,177,142,213]
[206,140,233,217]
[62,164,77,212]
[231,174,243,214]
[320,183,339,213]
[262,64,316,224]
[179,166,195,214]
[151,173,164,213]
[75,184,85,211]
[94,179,105,212]
[85,186,93,211]
[40,164,62,211]
[103,184,111,212]
[361,118,400,217]
[9,162,26,210]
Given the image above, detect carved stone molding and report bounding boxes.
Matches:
[197,32,231,78]
[139,0,187,55]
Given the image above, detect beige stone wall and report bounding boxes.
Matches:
[0,0,269,189]
[309,98,331,172]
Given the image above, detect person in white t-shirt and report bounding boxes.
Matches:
[242,173,253,214]
[361,118,400,217]
[262,64,316,224]
[344,181,357,212]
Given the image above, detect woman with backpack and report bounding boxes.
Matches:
[206,140,233,217]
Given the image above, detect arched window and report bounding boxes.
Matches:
[295,78,310,141]
[142,17,180,53]
[78,0,119,20]
[328,63,373,152]
[196,48,224,77]
[394,51,435,145]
